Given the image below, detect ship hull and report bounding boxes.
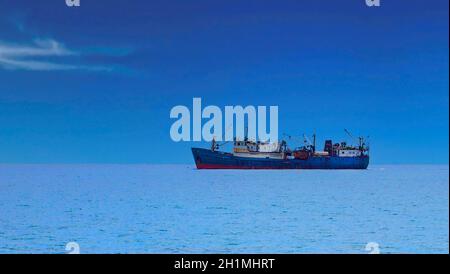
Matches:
[192,148,369,169]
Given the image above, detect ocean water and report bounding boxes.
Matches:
[0,164,448,254]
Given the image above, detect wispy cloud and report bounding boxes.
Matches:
[0,39,111,71]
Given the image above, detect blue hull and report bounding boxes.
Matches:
[192,148,369,169]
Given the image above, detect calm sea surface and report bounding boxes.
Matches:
[0,164,448,253]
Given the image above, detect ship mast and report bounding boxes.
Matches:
[313,130,316,152]
[345,129,367,152]
[211,137,217,152]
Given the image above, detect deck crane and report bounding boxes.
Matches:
[303,133,316,152]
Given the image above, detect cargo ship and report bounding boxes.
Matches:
[192,130,369,169]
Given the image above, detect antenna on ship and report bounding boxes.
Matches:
[313,129,316,152]
[211,137,217,152]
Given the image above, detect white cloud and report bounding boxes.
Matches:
[0,39,110,71]
[0,57,78,71]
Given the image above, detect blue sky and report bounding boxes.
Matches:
[0,0,448,164]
